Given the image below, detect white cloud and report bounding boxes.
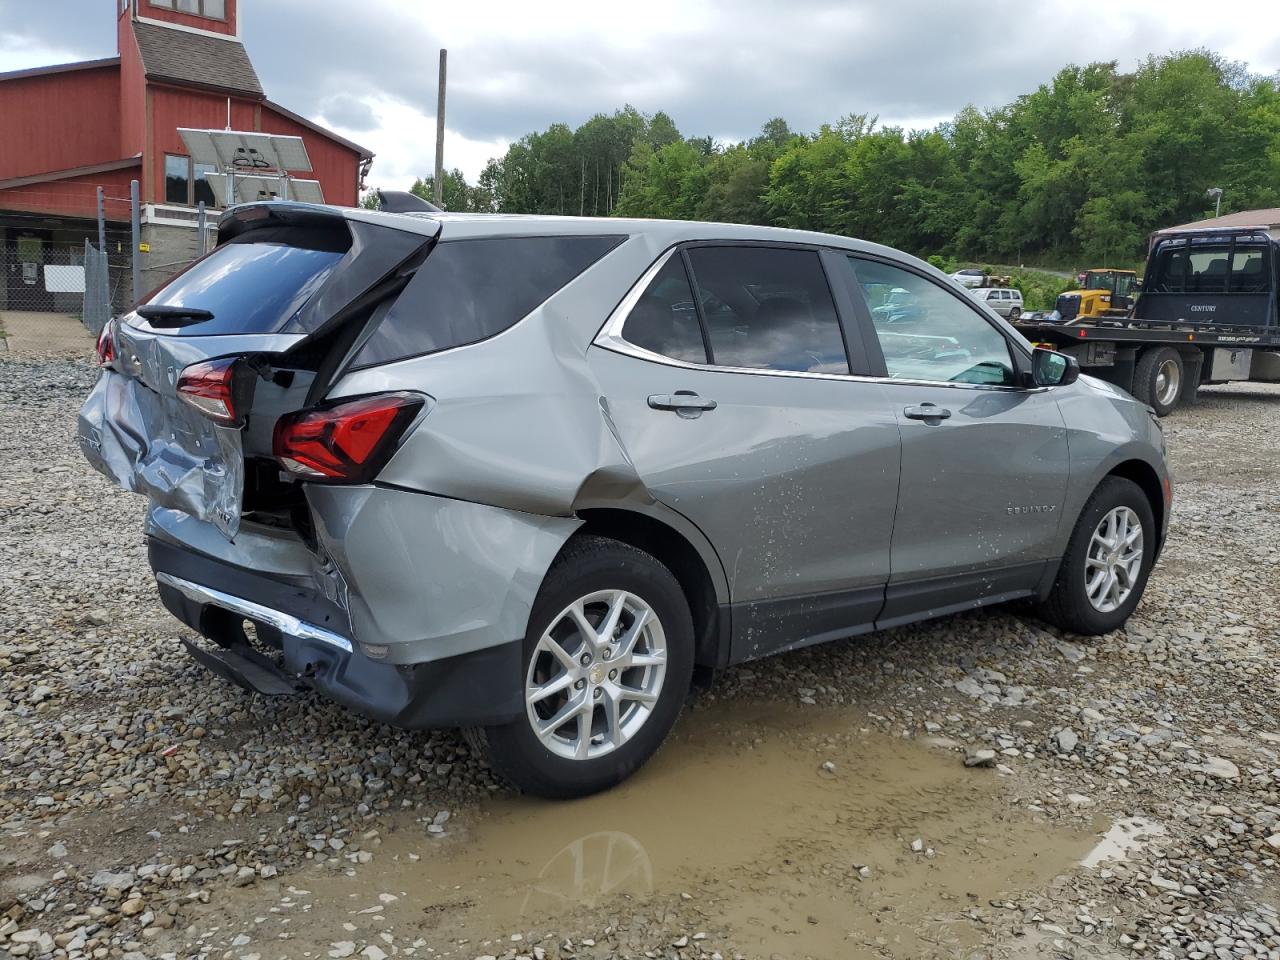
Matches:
[5,0,1279,189]
[0,32,84,74]
[314,95,508,186]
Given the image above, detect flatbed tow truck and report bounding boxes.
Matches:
[1013,225,1280,415]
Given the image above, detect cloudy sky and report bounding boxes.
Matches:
[1,0,1278,189]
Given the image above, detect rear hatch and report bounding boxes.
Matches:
[77,203,436,538]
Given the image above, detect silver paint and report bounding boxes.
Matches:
[80,207,1170,675]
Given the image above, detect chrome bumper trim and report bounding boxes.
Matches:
[155,572,354,654]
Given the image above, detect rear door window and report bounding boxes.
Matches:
[621,255,708,363]
[684,246,848,374]
[355,235,622,367]
[140,236,347,336]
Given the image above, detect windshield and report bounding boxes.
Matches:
[138,235,347,336]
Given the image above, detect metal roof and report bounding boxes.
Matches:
[1167,208,1280,231]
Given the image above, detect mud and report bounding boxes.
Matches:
[193,701,1102,958]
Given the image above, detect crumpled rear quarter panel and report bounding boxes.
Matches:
[305,485,581,663]
[78,369,245,537]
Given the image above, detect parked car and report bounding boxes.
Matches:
[79,205,1172,798]
[869,286,926,324]
[972,286,1024,319]
[950,267,987,288]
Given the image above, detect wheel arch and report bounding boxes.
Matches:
[1104,458,1167,558]
[567,506,729,670]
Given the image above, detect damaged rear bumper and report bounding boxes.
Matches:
[150,538,524,728]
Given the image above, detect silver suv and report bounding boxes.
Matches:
[79,204,1171,798]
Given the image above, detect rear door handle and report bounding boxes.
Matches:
[648,391,718,418]
[903,403,952,421]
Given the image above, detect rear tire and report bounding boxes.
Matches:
[468,536,694,799]
[1009,306,1021,320]
[1037,476,1155,636]
[1132,347,1184,416]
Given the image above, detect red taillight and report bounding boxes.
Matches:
[273,393,423,484]
[177,358,239,425]
[96,320,115,366]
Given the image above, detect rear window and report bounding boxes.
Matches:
[140,236,346,336]
[354,235,623,367]
[1147,240,1272,294]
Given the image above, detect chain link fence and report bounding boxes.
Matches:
[1,225,137,356]
[83,241,112,337]
[1,184,219,356]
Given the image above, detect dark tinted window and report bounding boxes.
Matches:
[685,246,847,373]
[164,154,189,205]
[141,237,344,336]
[621,255,708,363]
[193,162,217,208]
[355,235,622,367]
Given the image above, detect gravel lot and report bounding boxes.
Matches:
[2,355,1279,960]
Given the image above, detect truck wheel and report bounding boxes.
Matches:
[1037,476,1155,636]
[466,536,694,799]
[1008,307,1021,320]
[1133,347,1184,416]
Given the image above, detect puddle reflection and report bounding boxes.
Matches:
[519,830,654,915]
[233,704,1104,959]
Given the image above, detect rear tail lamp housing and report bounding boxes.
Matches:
[177,357,250,427]
[273,392,424,484]
[96,319,116,366]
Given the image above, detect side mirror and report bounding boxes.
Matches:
[1032,347,1079,387]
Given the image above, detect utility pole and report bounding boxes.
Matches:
[434,49,447,208]
[1207,186,1223,218]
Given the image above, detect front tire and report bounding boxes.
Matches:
[1037,476,1155,636]
[468,536,694,799]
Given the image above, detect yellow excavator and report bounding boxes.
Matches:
[1054,269,1138,323]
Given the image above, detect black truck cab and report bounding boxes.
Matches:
[1139,227,1279,328]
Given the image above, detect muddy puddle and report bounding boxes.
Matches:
[196,702,1103,958]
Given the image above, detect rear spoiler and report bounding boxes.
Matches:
[218,201,350,245]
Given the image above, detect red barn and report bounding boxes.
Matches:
[0,0,373,313]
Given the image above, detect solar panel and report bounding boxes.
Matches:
[179,128,314,173]
[205,173,325,206]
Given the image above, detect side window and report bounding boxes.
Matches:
[620,255,708,363]
[848,257,1017,386]
[684,246,848,374]
[354,235,622,367]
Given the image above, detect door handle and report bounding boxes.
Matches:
[903,403,952,421]
[648,391,718,418]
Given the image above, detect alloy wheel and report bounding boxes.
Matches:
[1084,506,1145,613]
[525,589,668,761]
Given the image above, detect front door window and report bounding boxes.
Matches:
[848,257,1016,386]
